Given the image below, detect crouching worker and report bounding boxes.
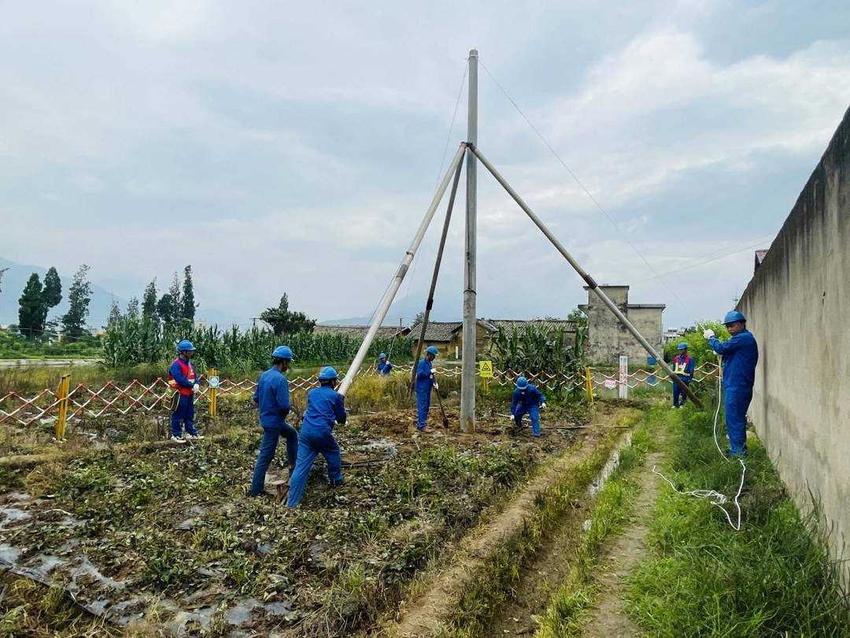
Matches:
[376,353,393,375]
[511,376,546,437]
[249,346,298,497]
[168,340,202,442]
[286,367,347,508]
[671,342,695,408]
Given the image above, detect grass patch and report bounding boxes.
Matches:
[533,409,659,637]
[626,400,850,636]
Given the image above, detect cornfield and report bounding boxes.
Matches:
[102,318,411,371]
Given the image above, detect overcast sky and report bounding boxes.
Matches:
[1,0,848,328]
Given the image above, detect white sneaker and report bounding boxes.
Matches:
[169,435,187,443]
[184,433,204,441]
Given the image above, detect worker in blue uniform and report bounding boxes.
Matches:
[511,376,546,437]
[704,311,759,457]
[671,342,696,408]
[167,339,201,442]
[376,353,393,375]
[249,346,298,497]
[286,366,347,508]
[415,345,439,433]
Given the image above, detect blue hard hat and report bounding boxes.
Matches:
[426,345,439,356]
[677,342,688,351]
[272,345,294,360]
[177,339,195,352]
[318,366,338,381]
[379,353,387,359]
[723,310,746,325]
[515,376,529,389]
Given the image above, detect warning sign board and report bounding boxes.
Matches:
[478,360,494,378]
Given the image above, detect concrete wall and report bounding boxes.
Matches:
[738,106,850,584]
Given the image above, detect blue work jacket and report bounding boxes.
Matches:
[415,358,433,394]
[709,330,759,390]
[301,386,347,435]
[511,384,545,413]
[253,367,290,427]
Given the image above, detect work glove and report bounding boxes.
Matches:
[432,381,439,390]
[702,329,715,339]
[540,402,547,410]
[192,384,200,393]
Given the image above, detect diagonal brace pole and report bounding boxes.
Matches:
[466,143,703,408]
[339,144,466,396]
[410,154,464,394]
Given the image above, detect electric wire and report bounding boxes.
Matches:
[478,58,689,310]
[636,237,774,284]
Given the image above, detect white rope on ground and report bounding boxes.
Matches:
[653,354,748,531]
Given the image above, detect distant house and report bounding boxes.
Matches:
[313,324,410,340]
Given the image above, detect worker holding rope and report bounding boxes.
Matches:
[415,346,439,433]
[167,340,202,443]
[671,342,695,408]
[376,353,393,375]
[249,346,298,497]
[286,367,347,508]
[704,311,759,457]
[511,376,546,437]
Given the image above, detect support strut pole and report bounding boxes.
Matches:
[410,156,464,394]
[460,48,479,432]
[339,144,466,396]
[467,144,703,408]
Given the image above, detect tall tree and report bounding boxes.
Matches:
[61,265,93,342]
[181,265,196,323]
[157,293,176,326]
[142,279,158,321]
[107,299,122,328]
[18,274,45,338]
[168,272,181,319]
[126,297,140,319]
[42,267,62,310]
[259,293,316,336]
[0,267,9,295]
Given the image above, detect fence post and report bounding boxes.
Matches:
[208,368,218,418]
[584,367,595,404]
[618,355,629,400]
[55,374,70,440]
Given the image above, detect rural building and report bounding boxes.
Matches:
[579,285,665,365]
[313,324,410,339]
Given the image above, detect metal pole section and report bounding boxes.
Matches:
[460,48,479,432]
[410,158,464,394]
[339,144,466,396]
[468,144,703,408]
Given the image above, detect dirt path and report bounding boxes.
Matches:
[388,406,639,638]
[579,448,663,638]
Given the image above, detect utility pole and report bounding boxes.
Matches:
[460,48,478,432]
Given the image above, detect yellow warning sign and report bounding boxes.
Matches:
[478,360,494,378]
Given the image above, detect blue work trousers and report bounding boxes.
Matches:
[416,387,431,430]
[171,395,197,437]
[724,387,753,456]
[672,377,691,407]
[514,405,541,436]
[286,429,343,508]
[250,423,299,496]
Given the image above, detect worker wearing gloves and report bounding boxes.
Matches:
[415,345,439,433]
[286,367,347,508]
[249,346,298,497]
[703,311,759,457]
[167,340,202,442]
[376,353,393,376]
[671,342,695,408]
[511,376,546,437]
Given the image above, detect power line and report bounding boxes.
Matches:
[636,237,773,283]
[478,58,689,310]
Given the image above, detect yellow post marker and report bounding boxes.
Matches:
[55,374,70,439]
[208,369,219,418]
[584,367,595,405]
[478,360,493,393]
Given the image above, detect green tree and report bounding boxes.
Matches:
[157,293,177,325]
[142,279,158,321]
[18,273,45,339]
[567,307,587,328]
[168,272,181,320]
[259,293,316,336]
[126,297,140,319]
[42,266,62,310]
[181,265,196,323]
[61,265,93,342]
[107,299,122,328]
[0,267,9,295]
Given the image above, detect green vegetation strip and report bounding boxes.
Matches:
[436,418,637,636]
[625,402,850,636]
[533,409,657,637]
